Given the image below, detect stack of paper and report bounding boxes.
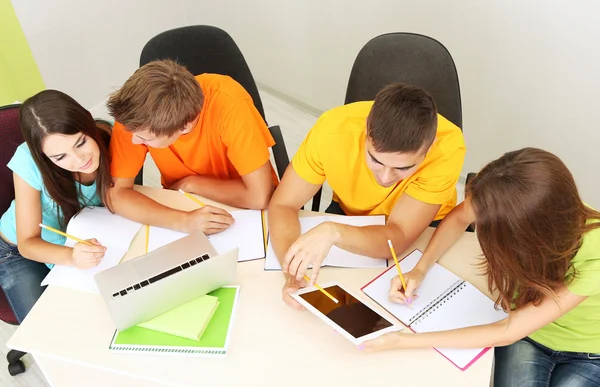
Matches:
[41,207,143,293]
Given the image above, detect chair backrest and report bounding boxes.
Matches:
[139,25,291,181]
[345,33,462,129]
[0,104,22,325]
[140,25,266,122]
[0,104,23,216]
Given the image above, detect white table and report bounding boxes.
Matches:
[8,186,493,387]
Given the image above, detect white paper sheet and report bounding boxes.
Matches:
[264,215,387,270]
[41,207,143,293]
[147,210,265,262]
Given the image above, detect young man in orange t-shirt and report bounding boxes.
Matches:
[107,60,277,234]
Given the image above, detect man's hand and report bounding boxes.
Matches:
[281,222,339,284]
[169,176,196,192]
[183,206,234,234]
[282,275,308,310]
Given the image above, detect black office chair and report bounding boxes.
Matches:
[315,33,472,227]
[139,25,294,197]
[0,104,28,376]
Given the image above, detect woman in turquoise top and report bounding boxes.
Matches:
[0,90,112,323]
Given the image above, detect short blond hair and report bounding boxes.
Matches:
[107,60,203,137]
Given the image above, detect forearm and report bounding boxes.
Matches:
[416,204,472,272]
[331,224,406,259]
[110,187,189,232]
[181,176,270,210]
[403,318,515,349]
[18,238,73,266]
[268,203,301,273]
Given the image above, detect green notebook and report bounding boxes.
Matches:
[109,286,240,357]
[138,294,220,341]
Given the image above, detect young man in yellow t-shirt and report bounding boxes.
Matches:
[268,83,466,308]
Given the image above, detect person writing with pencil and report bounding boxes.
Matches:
[268,84,466,309]
[363,149,600,387]
[0,90,110,323]
[107,60,278,234]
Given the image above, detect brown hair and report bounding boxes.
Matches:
[20,90,113,228]
[366,83,438,154]
[467,147,600,311]
[107,60,204,137]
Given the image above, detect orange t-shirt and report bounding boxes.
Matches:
[110,74,277,188]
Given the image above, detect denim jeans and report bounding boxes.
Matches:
[494,337,600,387]
[0,236,50,323]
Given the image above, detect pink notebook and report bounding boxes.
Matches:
[361,249,507,371]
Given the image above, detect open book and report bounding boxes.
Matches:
[264,215,388,270]
[361,250,507,371]
[109,286,240,357]
[147,210,265,262]
[41,207,143,293]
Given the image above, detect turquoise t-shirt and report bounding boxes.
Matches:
[0,143,101,267]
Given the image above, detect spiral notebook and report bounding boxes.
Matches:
[108,286,240,357]
[361,250,507,371]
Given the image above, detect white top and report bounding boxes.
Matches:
[8,186,494,387]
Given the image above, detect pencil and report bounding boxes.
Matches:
[304,275,339,303]
[387,239,412,308]
[39,223,93,246]
[178,189,206,207]
[145,225,150,254]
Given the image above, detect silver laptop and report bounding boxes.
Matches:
[95,231,238,331]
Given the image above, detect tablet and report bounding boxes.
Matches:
[291,281,402,345]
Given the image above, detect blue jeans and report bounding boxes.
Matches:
[0,236,49,323]
[494,337,600,387]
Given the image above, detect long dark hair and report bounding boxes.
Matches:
[467,148,600,311]
[19,90,113,227]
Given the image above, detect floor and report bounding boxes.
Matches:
[0,87,464,385]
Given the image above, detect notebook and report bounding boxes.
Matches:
[264,215,388,270]
[109,286,240,357]
[361,250,508,371]
[147,210,265,262]
[41,207,143,293]
[137,295,220,341]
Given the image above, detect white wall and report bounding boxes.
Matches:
[12,0,188,109]
[182,0,600,207]
[13,1,600,206]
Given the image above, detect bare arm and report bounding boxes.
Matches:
[14,174,104,267]
[171,161,274,210]
[331,193,441,259]
[109,177,233,234]
[365,286,587,350]
[268,166,322,264]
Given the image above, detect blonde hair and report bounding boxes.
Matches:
[107,60,203,136]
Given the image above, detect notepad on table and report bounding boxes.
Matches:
[109,286,240,357]
[41,207,143,293]
[147,210,265,262]
[138,295,220,341]
[361,249,508,371]
[264,215,388,270]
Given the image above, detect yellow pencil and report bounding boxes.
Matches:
[145,225,150,254]
[39,223,93,246]
[387,239,412,308]
[304,275,339,304]
[178,189,206,207]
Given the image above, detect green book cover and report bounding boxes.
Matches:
[109,286,240,357]
[138,295,220,341]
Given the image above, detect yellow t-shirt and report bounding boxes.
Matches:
[291,102,466,220]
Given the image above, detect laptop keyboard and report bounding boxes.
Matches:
[111,253,211,298]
